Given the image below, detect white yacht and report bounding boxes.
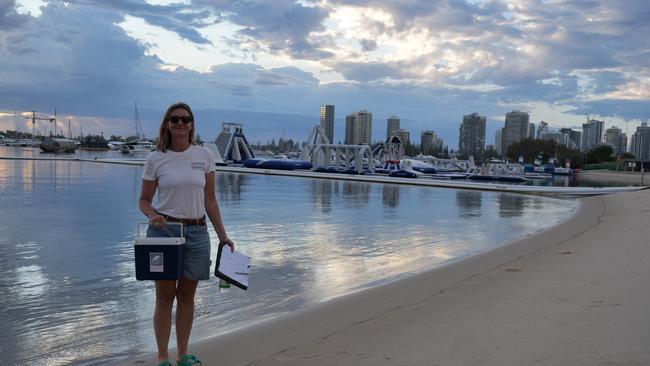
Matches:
[120,140,154,154]
[107,141,125,150]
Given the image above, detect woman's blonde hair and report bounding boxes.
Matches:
[156,102,197,152]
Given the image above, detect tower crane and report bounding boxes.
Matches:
[25,110,56,136]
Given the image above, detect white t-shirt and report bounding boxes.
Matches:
[142,145,216,219]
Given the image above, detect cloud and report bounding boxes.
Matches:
[0,0,28,30]
[568,99,650,122]
[359,39,377,52]
[194,0,331,59]
[1,0,648,146]
[65,0,214,44]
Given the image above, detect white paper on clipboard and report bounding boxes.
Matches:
[216,246,251,289]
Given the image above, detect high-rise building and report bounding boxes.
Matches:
[581,119,604,151]
[344,114,356,145]
[386,116,400,141]
[344,110,372,145]
[536,121,549,139]
[421,130,443,155]
[604,126,627,156]
[502,110,530,157]
[458,112,486,159]
[495,128,503,156]
[357,110,372,145]
[319,105,335,144]
[539,130,569,146]
[528,123,536,139]
[631,122,650,160]
[396,129,410,145]
[559,128,582,150]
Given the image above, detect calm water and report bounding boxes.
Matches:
[0,147,577,365]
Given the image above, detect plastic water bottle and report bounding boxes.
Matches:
[219,278,231,293]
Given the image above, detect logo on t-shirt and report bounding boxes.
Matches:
[191,162,206,170]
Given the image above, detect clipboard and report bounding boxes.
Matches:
[214,243,251,290]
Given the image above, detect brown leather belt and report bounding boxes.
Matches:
[159,213,206,226]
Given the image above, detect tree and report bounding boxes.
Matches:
[506,138,557,163]
[586,145,614,164]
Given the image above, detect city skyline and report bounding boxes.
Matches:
[0,1,648,146]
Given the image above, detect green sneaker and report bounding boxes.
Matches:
[177,354,203,366]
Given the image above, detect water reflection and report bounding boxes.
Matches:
[382,184,400,207]
[310,179,335,212]
[0,150,577,365]
[341,181,370,206]
[498,193,527,217]
[456,190,482,218]
[216,172,248,203]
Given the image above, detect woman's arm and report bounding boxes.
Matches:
[205,172,235,251]
[139,179,166,227]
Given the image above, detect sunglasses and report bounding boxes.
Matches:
[169,116,193,124]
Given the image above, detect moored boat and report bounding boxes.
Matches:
[40,137,78,153]
[120,140,154,154]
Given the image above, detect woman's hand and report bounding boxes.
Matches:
[221,238,235,252]
[149,213,167,228]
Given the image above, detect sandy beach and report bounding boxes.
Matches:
[125,189,650,366]
[578,169,648,186]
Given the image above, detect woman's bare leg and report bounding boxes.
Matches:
[154,280,177,362]
[175,278,198,359]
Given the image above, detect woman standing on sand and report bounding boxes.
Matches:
[139,102,234,366]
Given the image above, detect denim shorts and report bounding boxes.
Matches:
[146,223,211,281]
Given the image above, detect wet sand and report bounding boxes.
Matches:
[124,189,650,366]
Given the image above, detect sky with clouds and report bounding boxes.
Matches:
[0,0,648,147]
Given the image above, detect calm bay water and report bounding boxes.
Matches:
[0,147,577,365]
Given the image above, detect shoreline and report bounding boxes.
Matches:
[121,190,650,365]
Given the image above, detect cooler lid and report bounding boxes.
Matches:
[134,237,186,245]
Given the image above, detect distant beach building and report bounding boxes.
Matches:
[501,110,530,157]
[604,126,627,156]
[320,105,335,144]
[421,130,443,155]
[459,112,486,159]
[559,128,582,150]
[386,116,400,141]
[528,123,536,139]
[630,122,650,160]
[581,119,604,151]
[344,110,373,145]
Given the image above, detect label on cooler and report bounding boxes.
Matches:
[150,252,164,272]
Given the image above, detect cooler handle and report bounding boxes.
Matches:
[138,222,184,238]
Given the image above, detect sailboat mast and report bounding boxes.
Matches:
[134,101,143,140]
